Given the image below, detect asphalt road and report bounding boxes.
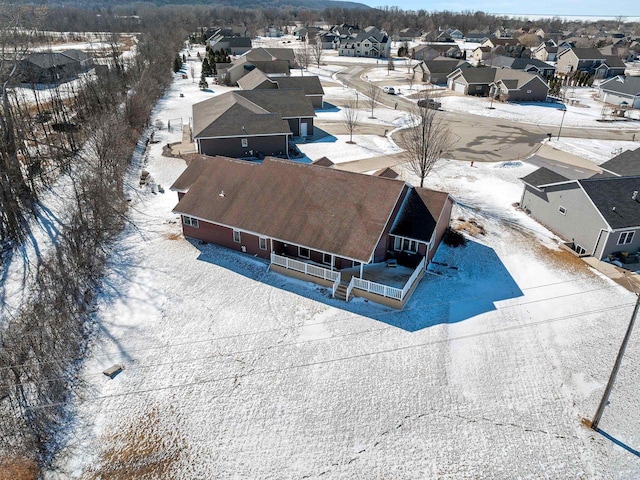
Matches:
[335,65,639,163]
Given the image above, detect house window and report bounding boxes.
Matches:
[403,239,418,252]
[558,206,567,215]
[476,85,482,91]
[323,253,332,265]
[233,230,241,243]
[618,231,635,245]
[241,138,248,148]
[394,237,418,252]
[575,245,586,255]
[259,237,267,250]
[299,246,310,258]
[182,216,199,228]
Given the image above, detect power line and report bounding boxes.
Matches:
[0,277,622,374]
[8,301,635,409]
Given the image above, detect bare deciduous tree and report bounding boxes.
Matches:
[365,82,381,119]
[342,95,360,143]
[404,93,452,187]
[294,46,309,73]
[309,39,323,68]
[407,70,415,91]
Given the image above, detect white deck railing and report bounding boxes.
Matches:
[271,252,340,282]
[332,276,341,298]
[350,256,427,302]
[351,276,403,300]
[401,256,426,299]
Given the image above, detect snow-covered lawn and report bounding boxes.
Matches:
[297,134,403,164]
[55,52,640,478]
[544,138,640,164]
[439,87,640,128]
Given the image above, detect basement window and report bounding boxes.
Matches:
[298,247,310,258]
[233,230,241,243]
[618,231,635,245]
[558,206,567,215]
[182,216,199,228]
[259,237,267,250]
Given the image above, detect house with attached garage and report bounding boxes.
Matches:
[488,55,556,77]
[237,69,325,108]
[598,75,640,108]
[520,147,640,259]
[490,70,549,102]
[413,59,470,84]
[448,67,549,100]
[171,155,453,309]
[191,89,315,158]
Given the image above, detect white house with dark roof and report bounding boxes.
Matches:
[339,27,390,58]
[171,155,453,308]
[520,147,640,259]
[599,76,640,108]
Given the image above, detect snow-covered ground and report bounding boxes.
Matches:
[50,47,640,479]
[439,87,640,128]
[545,138,640,164]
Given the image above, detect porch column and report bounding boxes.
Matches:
[359,262,363,278]
[331,254,335,271]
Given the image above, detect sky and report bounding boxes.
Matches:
[364,0,640,19]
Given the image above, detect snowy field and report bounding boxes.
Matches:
[51,49,640,478]
[439,87,640,128]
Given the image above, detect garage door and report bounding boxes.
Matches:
[454,81,466,94]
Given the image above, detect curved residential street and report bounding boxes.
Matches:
[335,65,639,163]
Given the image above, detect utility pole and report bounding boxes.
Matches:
[586,292,640,430]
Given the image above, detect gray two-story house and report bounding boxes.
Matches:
[520,148,640,259]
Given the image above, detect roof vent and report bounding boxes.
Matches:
[633,191,639,201]
[612,206,616,211]
[219,190,225,197]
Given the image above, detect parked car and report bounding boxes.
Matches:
[383,86,396,94]
[417,98,441,109]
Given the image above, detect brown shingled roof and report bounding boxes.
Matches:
[172,156,409,262]
[312,156,334,167]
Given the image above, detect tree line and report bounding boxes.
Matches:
[0,3,191,476]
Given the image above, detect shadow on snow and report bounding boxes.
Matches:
[190,237,523,333]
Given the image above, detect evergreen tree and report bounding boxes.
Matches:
[202,58,213,76]
[173,54,183,73]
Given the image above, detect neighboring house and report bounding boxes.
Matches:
[396,27,422,41]
[225,59,290,85]
[533,43,558,62]
[520,148,640,259]
[262,26,284,37]
[224,48,296,85]
[556,48,624,77]
[339,27,390,58]
[598,75,640,108]
[191,89,315,157]
[447,67,498,96]
[465,30,494,42]
[488,55,556,76]
[19,49,92,83]
[472,46,491,62]
[593,56,627,79]
[412,43,463,61]
[171,155,453,308]
[237,69,325,108]
[413,59,470,84]
[448,67,549,100]
[207,35,252,56]
[294,26,322,43]
[317,31,341,50]
[490,70,550,102]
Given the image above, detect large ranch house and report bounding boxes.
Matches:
[171,156,453,309]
